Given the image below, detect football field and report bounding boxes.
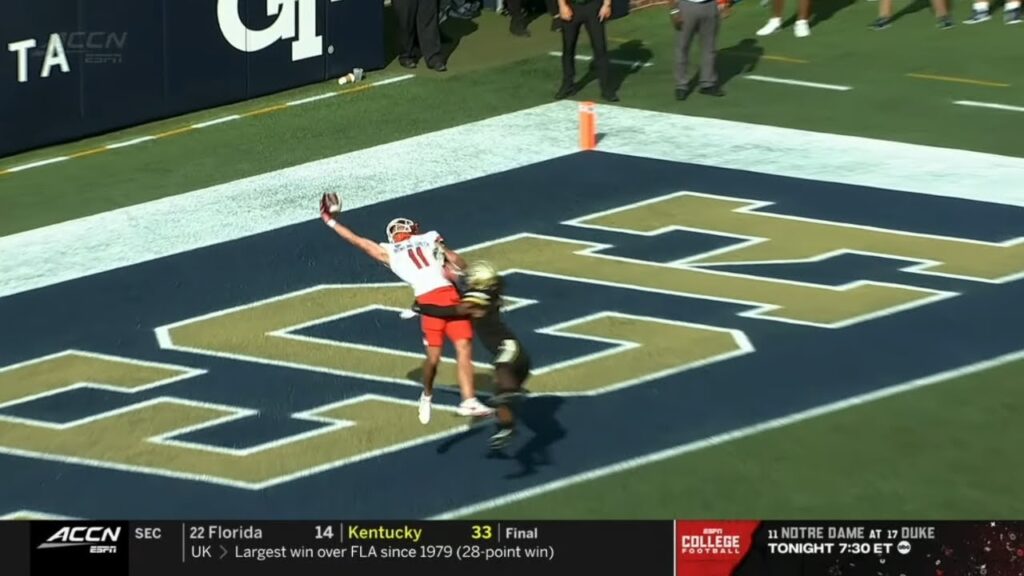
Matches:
[2,4,1023,521]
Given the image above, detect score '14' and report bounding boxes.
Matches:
[316,525,335,540]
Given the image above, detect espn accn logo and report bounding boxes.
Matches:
[38,526,121,554]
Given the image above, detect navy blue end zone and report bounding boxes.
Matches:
[1,151,1023,519]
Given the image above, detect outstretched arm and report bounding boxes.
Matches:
[439,241,467,271]
[320,194,389,264]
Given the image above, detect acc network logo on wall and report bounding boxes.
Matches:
[217,0,338,61]
[1,0,382,157]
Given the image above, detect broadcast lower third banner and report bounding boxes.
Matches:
[0,520,1021,575]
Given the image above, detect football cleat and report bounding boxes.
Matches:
[870,16,892,29]
[757,17,782,35]
[489,427,515,450]
[963,9,991,22]
[418,393,432,424]
[457,397,494,417]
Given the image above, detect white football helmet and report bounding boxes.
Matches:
[386,218,419,242]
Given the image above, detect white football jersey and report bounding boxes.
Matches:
[382,231,452,296]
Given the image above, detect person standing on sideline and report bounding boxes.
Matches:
[672,0,724,100]
[555,0,619,102]
[393,0,447,71]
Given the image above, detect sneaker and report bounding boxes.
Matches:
[870,16,892,29]
[1006,8,1022,22]
[489,427,515,450]
[418,393,432,424]
[457,397,494,417]
[963,9,990,22]
[757,17,782,35]
[937,15,954,28]
[794,19,811,36]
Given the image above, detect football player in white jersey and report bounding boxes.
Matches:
[319,193,493,422]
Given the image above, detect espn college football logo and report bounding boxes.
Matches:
[675,521,759,576]
[38,526,122,554]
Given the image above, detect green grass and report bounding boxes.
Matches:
[469,358,1024,519]
[3,3,1023,235]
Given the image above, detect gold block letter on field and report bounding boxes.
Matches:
[161,284,422,382]
[0,351,463,487]
[465,235,948,327]
[578,193,1024,282]
[162,286,751,396]
[492,313,751,395]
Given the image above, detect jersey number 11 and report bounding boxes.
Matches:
[407,247,430,269]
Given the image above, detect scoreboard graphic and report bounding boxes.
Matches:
[3,520,1022,575]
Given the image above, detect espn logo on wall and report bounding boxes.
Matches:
[37,525,122,554]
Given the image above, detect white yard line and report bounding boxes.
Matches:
[105,136,157,149]
[745,74,852,91]
[191,115,241,129]
[954,100,1024,113]
[6,157,69,172]
[547,51,653,68]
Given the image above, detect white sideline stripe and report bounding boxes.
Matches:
[287,93,337,106]
[0,510,77,520]
[105,136,156,150]
[955,100,1024,113]
[372,74,415,86]
[7,157,68,172]
[192,115,241,128]
[745,75,852,91]
[547,51,653,68]
[430,349,1024,519]
[3,101,1024,299]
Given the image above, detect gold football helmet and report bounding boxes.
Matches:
[465,260,500,290]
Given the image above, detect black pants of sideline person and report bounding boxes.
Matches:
[558,0,616,101]
[394,0,444,70]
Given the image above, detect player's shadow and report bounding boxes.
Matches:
[432,394,567,475]
[574,40,653,97]
[502,395,567,479]
[716,38,764,87]
[886,0,933,24]
[784,0,857,30]
[440,18,480,62]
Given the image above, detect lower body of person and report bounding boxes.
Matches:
[557,0,619,102]
[489,345,532,450]
[871,0,952,28]
[416,286,492,422]
[504,0,533,35]
[675,0,724,100]
[963,0,1021,23]
[756,0,812,37]
[393,0,447,71]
